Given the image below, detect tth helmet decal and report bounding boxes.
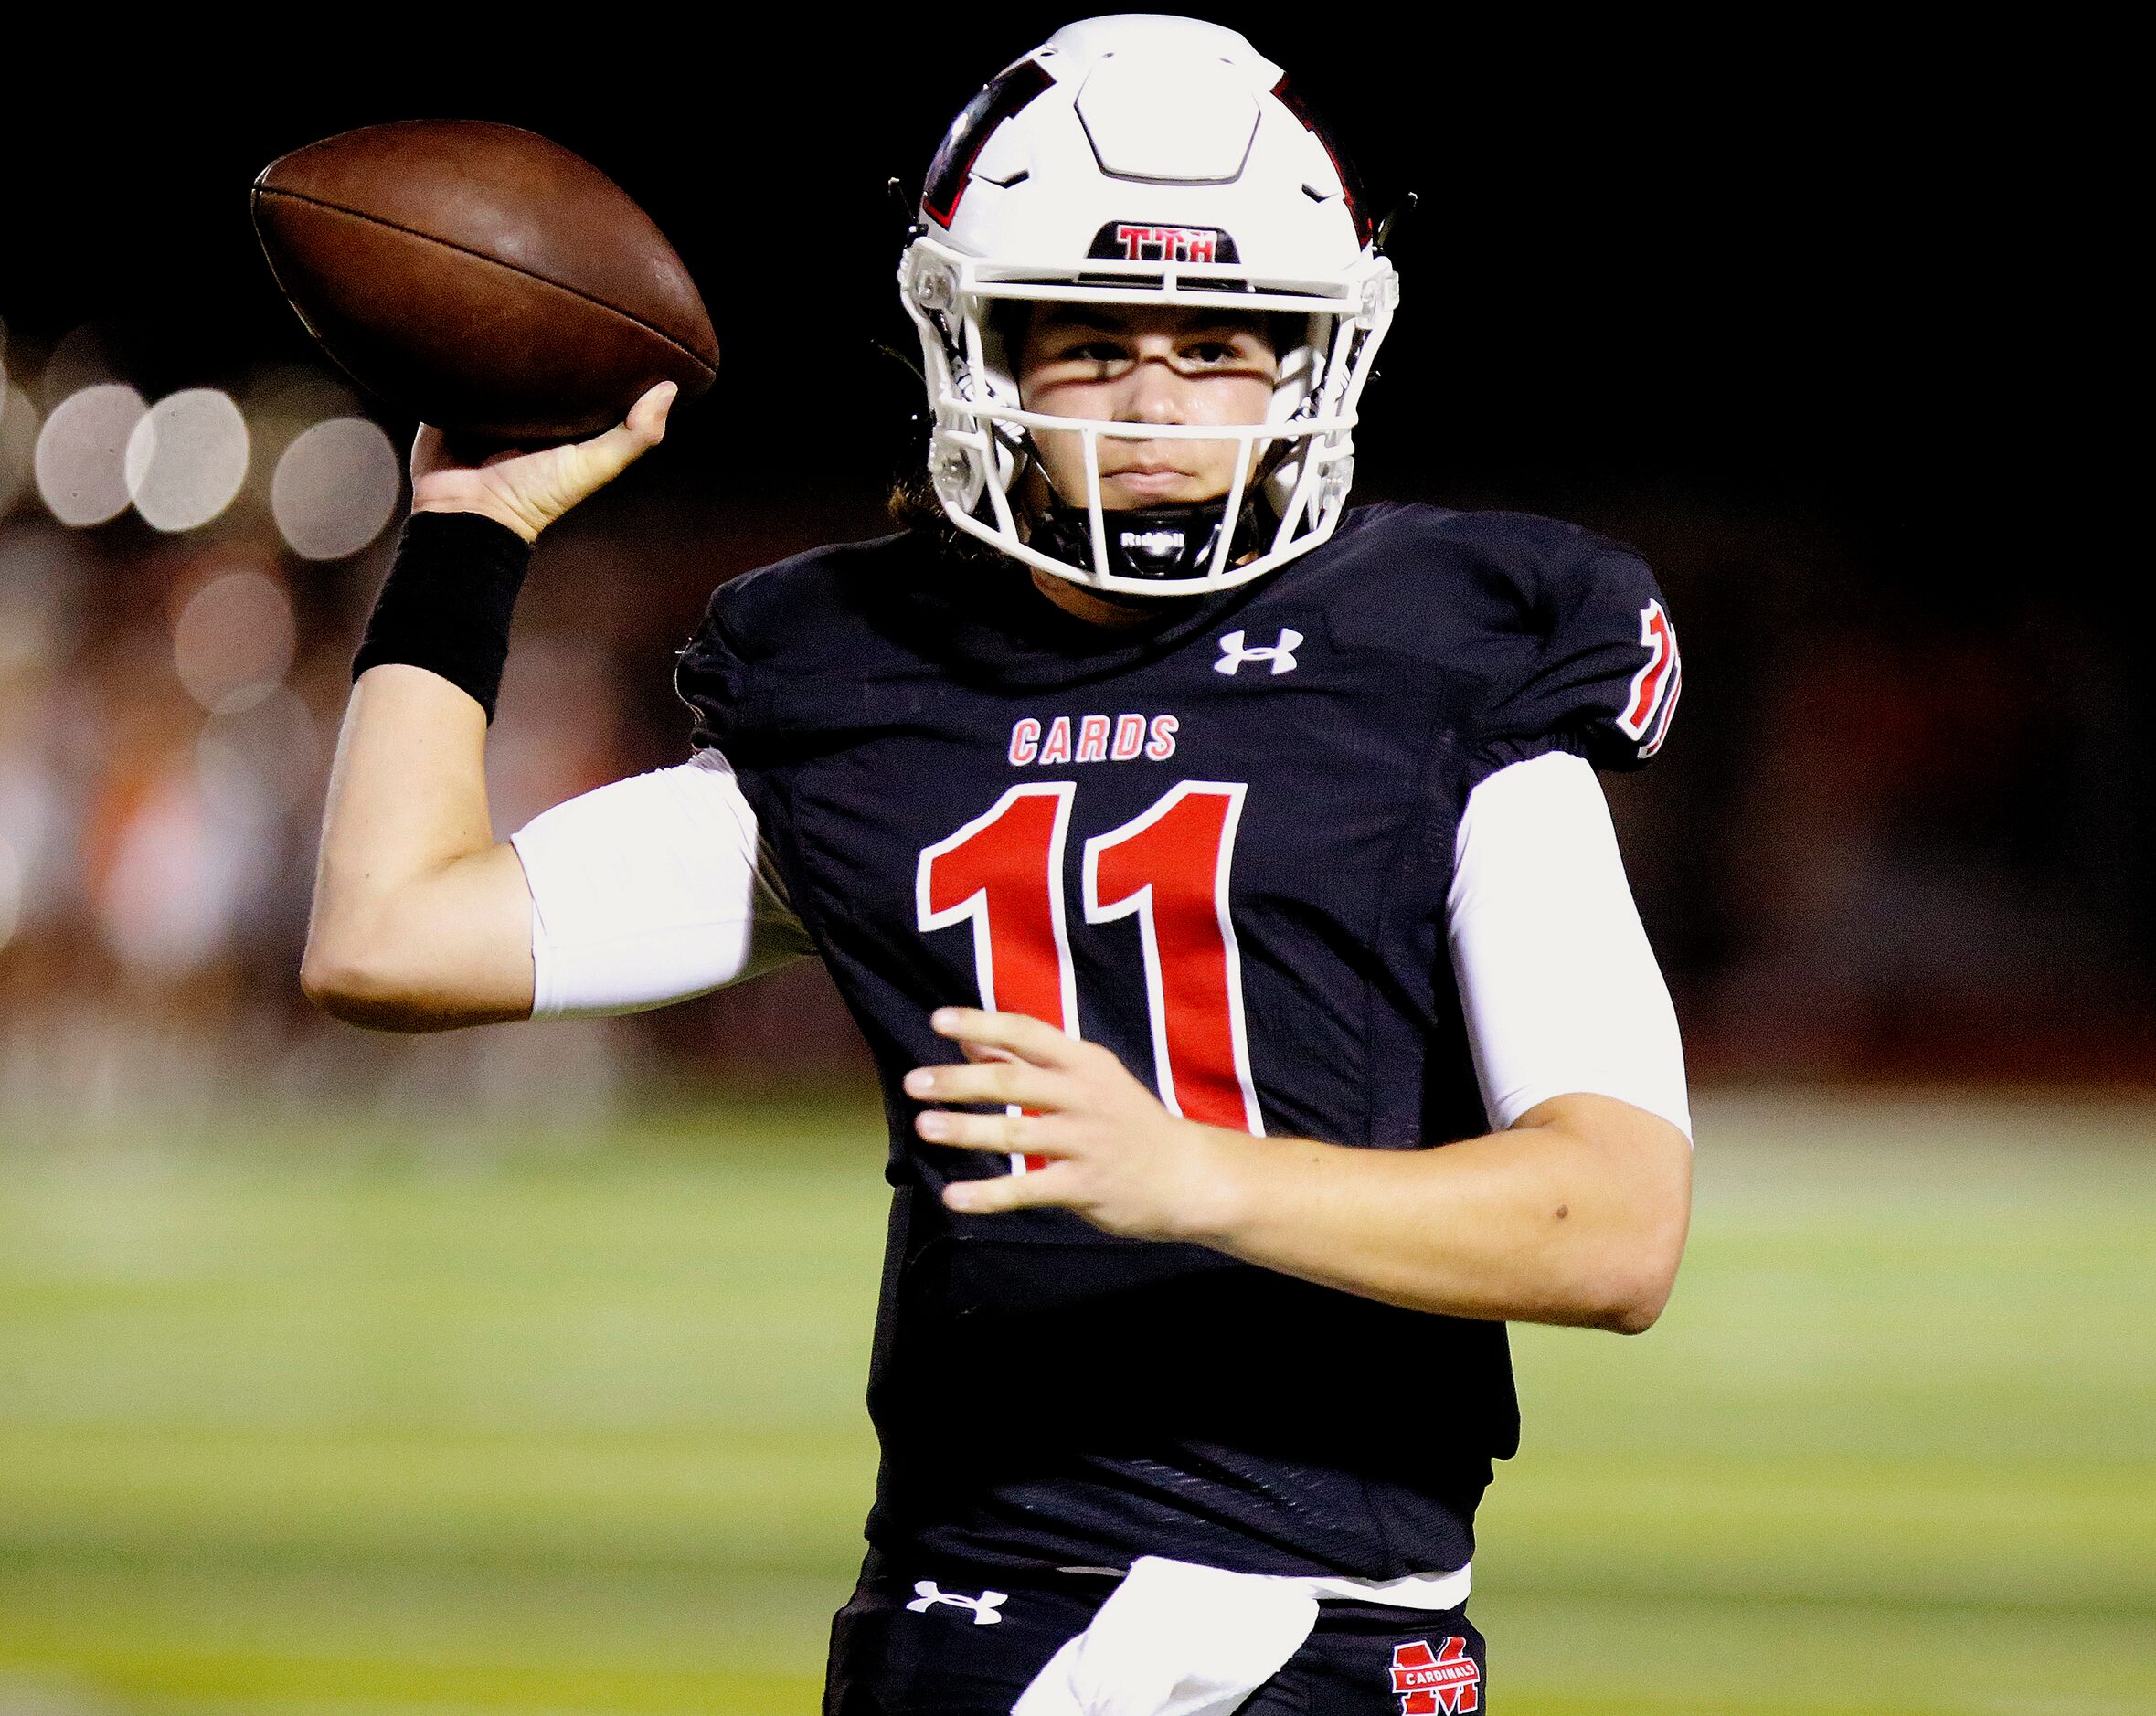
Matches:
[898,15,1399,598]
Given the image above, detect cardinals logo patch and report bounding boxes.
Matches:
[1389,1637,1481,1714]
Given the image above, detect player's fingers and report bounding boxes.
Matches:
[930,1007,1086,1069]
[409,424,451,481]
[905,1059,1066,1110]
[913,1106,1061,1153]
[624,379,677,444]
[941,1162,1077,1216]
[569,382,678,488]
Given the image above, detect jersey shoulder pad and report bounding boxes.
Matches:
[674,531,919,750]
[1338,503,1681,777]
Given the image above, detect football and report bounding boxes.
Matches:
[251,120,718,441]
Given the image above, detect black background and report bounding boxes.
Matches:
[0,8,2071,577]
[5,10,2144,1079]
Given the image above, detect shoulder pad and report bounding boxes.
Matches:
[1323,505,1680,775]
[1461,511,1679,774]
[674,531,916,749]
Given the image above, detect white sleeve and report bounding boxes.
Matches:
[508,749,812,1020]
[1446,750,1692,1140]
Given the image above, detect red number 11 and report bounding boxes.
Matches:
[916,781,1263,1161]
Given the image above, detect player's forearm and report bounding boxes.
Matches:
[919,1014,1693,1328]
[302,663,533,1029]
[1184,1096,1692,1332]
[301,497,560,1029]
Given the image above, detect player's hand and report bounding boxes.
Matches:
[409,380,676,544]
[904,1008,1248,1242]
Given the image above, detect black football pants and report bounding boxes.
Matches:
[824,1550,1489,1714]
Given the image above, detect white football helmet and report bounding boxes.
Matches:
[898,14,1398,598]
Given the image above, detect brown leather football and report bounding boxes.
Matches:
[252,120,717,441]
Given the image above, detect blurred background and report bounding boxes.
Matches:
[1,11,2148,1715]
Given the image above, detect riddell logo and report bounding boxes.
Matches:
[1088,221,1241,265]
[1389,1638,1480,1714]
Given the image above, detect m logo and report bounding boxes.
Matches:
[905,1581,1008,1626]
[1214,628,1303,676]
[1089,221,1241,265]
[1389,1637,1480,1713]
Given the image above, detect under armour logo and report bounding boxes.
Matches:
[905,1581,1008,1625]
[1214,628,1303,676]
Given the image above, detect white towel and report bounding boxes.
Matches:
[1011,1556,1320,1716]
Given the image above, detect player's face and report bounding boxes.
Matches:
[1015,305,1279,511]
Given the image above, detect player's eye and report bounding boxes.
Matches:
[1179,337,1270,372]
[1060,340,1130,364]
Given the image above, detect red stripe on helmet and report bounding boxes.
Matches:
[921,59,1055,229]
[1271,77,1372,247]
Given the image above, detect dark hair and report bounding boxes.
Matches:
[887,456,991,556]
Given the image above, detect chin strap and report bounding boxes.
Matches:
[1031,493,1272,585]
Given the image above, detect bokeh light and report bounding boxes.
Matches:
[0,524,86,677]
[271,417,400,559]
[34,383,147,526]
[93,752,273,977]
[0,834,21,952]
[170,567,295,715]
[125,388,250,533]
[37,324,116,410]
[197,684,324,821]
[0,384,39,518]
[239,368,362,512]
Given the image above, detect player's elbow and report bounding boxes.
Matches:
[1584,1207,1688,1334]
[300,934,454,1033]
[1595,1267,1676,1335]
[1531,1098,1692,1334]
[1554,1256,1674,1335]
[301,942,406,1031]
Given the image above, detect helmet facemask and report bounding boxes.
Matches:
[897,17,1397,598]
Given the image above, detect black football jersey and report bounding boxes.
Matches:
[675,502,1678,1582]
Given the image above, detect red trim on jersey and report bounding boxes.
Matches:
[1618,598,1681,757]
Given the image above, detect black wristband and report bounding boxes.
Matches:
[352,511,534,721]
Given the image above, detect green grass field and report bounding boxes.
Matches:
[1,1094,2150,1715]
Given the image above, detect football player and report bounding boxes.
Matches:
[302,17,1693,1713]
